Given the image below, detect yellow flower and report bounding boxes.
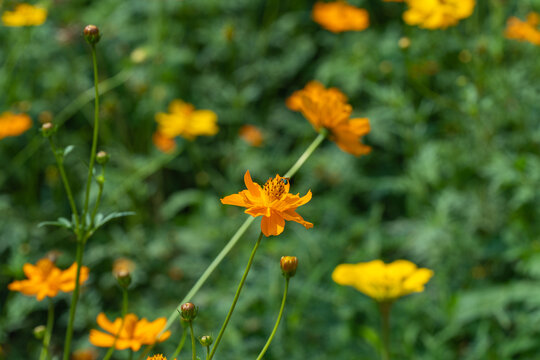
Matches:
[8,258,89,301]
[403,0,475,29]
[2,3,47,27]
[221,170,313,237]
[312,1,369,33]
[332,259,433,302]
[89,313,171,351]
[147,355,168,360]
[505,13,540,45]
[287,81,371,156]
[155,99,218,140]
[0,112,32,140]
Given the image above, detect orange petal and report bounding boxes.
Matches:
[220,193,249,207]
[89,329,116,348]
[260,213,285,236]
[96,313,122,335]
[243,170,262,198]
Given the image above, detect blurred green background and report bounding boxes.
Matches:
[1,0,540,359]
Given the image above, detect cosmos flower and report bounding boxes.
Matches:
[505,12,540,45]
[1,3,47,27]
[0,112,32,140]
[239,124,264,147]
[155,99,218,140]
[152,131,177,153]
[221,170,313,237]
[403,0,475,29]
[312,1,369,33]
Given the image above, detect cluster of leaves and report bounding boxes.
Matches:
[1,0,539,359]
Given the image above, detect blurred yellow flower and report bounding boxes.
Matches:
[239,124,264,147]
[8,258,89,301]
[403,0,475,29]
[287,81,371,156]
[312,1,369,33]
[155,100,218,140]
[0,112,32,140]
[152,131,177,153]
[89,313,170,351]
[221,170,313,237]
[332,259,433,302]
[505,13,540,45]
[2,3,47,27]
[147,355,168,360]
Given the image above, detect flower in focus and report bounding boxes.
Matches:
[155,99,218,141]
[89,313,170,351]
[287,81,371,156]
[0,112,32,140]
[147,355,168,360]
[152,131,177,153]
[312,1,369,33]
[332,259,433,302]
[1,3,47,27]
[239,124,264,147]
[221,170,313,237]
[403,0,475,29]
[505,13,540,45]
[8,259,89,301]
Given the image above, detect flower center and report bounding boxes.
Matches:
[263,177,286,202]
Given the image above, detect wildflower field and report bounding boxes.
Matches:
[1,1,540,359]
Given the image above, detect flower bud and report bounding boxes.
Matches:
[280,256,298,278]
[114,269,132,289]
[180,302,198,321]
[199,335,213,347]
[83,25,101,45]
[33,325,46,340]
[96,151,109,165]
[41,122,54,137]
[96,175,105,186]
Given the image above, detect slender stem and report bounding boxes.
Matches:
[170,327,188,360]
[205,345,210,360]
[189,322,196,360]
[47,137,80,228]
[62,241,85,360]
[103,288,129,360]
[82,44,101,228]
[255,277,289,360]
[90,167,105,227]
[378,301,392,360]
[208,232,264,360]
[128,350,133,360]
[39,299,55,360]
[136,344,154,360]
[284,130,327,178]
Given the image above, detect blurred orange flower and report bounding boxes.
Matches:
[152,131,177,153]
[505,13,540,45]
[221,170,313,237]
[147,355,168,360]
[71,348,98,360]
[312,1,369,33]
[1,3,47,27]
[239,124,264,147]
[332,259,433,302]
[155,99,218,140]
[0,112,32,140]
[403,0,475,29]
[89,313,170,351]
[8,258,89,301]
[287,81,371,156]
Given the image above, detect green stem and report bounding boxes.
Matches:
[284,130,327,178]
[128,350,133,360]
[102,288,129,360]
[39,299,54,360]
[62,241,85,360]
[47,137,80,229]
[82,44,101,228]
[189,322,196,360]
[255,277,289,360]
[378,301,392,360]
[208,232,264,360]
[90,167,105,227]
[205,345,210,360]
[170,327,188,360]
[136,344,154,360]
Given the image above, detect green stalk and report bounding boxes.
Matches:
[169,326,188,360]
[62,241,85,360]
[378,301,392,360]
[189,322,197,360]
[39,299,54,360]
[103,288,129,360]
[255,277,289,360]
[284,129,327,178]
[90,166,105,227]
[82,44,101,228]
[208,232,264,360]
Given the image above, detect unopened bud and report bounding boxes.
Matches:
[199,335,213,347]
[96,151,109,165]
[33,325,46,340]
[41,122,54,137]
[115,269,131,289]
[180,302,198,321]
[280,256,298,278]
[96,175,105,186]
[83,25,101,45]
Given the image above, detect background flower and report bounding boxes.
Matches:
[1,4,47,27]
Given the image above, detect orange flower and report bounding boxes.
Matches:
[2,3,47,27]
[0,112,32,140]
[505,13,540,45]
[239,125,264,147]
[287,81,371,156]
[152,131,177,153]
[89,313,171,351]
[155,99,218,140]
[221,171,313,237]
[8,259,89,301]
[312,1,369,33]
[71,348,98,360]
[147,355,167,360]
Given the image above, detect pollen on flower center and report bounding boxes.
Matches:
[263,177,286,202]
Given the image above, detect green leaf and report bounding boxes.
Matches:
[38,217,72,229]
